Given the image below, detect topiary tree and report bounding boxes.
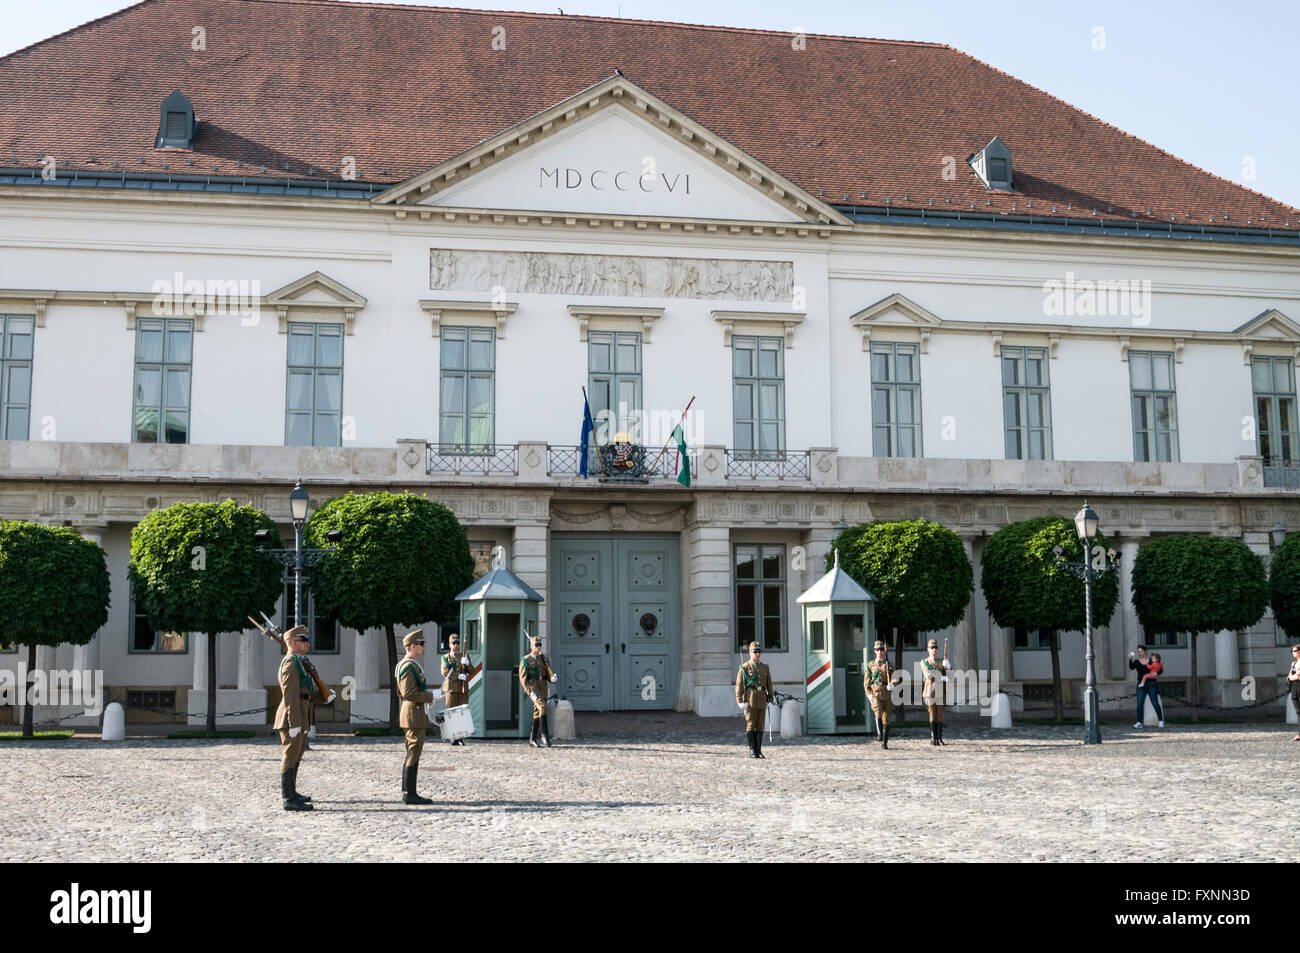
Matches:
[981,516,1119,722]
[828,520,973,674]
[1132,534,1268,721]
[304,492,474,730]
[0,521,111,739]
[129,500,283,735]
[1271,532,1300,640]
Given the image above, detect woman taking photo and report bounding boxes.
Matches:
[1129,645,1165,729]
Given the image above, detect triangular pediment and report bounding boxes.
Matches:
[1235,309,1300,341]
[374,74,848,227]
[265,272,367,309]
[848,294,944,353]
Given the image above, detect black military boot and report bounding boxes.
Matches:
[282,772,312,811]
[529,718,541,748]
[938,722,947,746]
[401,764,408,797]
[874,716,883,746]
[745,730,756,757]
[540,715,552,748]
[882,723,890,750]
[403,765,433,806]
[289,766,311,803]
[929,722,938,746]
[755,730,765,759]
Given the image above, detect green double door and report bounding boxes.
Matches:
[549,533,680,711]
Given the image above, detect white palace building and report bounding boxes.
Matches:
[1,0,1297,725]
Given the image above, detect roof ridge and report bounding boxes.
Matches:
[0,0,156,64]
[948,45,1300,219]
[223,0,951,49]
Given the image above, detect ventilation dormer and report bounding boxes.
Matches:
[969,136,1012,190]
[156,90,196,149]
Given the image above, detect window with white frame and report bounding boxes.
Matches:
[286,322,343,447]
[0,315,34,440]
[1130,350,1179,462]
[439,326,494,452]
[132,318,192,444]
[588,330,641,441]
[1002,346,1052,460]
[870,341,922,457]
[1253,355,1297,466]
[733,335,785,458]
[128,582,188,654]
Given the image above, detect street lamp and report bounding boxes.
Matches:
[255,480,341,628]
[1054,500,1119,745]
[1271,521,1286,550]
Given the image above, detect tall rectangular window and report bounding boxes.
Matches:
[1129,351,1179,462]
[286,322,343,447]
[735,544,786,652]
[871,341,922,457]
[439,326,494,452]
[1253,355,1298,466]
[0,315,34,440]
[132,318,193,443]
[1002,346,1052,460]
[129,582,188,654]
[588,330,641,440]
[733,335,785,458]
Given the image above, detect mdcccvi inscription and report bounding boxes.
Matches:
[429,248,794,301]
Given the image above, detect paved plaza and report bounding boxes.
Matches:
[2,714,1295,863]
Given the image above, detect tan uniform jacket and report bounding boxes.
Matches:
[920,656,949,705]
[735,661,773,708]
[441,653,472,702]
[519,653,555,716]
[865,659,894,708]
[397,657,435,730]
[274,654,311,731]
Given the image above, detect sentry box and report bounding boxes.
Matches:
[797,550,877,735]
[455,565,544,739]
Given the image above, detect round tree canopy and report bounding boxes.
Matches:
[1272,532,1300,639]
[0,521,110,647]
[1133,533,1268,636]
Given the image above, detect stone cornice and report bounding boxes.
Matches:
[419,299,520,338]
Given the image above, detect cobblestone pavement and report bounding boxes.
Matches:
[2,714,1295,862]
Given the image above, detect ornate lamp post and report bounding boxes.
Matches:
[255,480,341,627]
[1053,501,1119,745]
[1272,521,1287,550]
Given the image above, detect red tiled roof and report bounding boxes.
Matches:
[1,0,1295,226]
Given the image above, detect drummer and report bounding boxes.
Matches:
[440,630,472,746]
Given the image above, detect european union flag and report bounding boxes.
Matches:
[579,390,596,478]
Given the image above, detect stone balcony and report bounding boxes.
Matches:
[0,438,1286,500]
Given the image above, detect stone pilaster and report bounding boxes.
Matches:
[956,534,982,674]
[512,523,548,643]
[685,521,733,715]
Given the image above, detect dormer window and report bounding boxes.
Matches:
[970,137,1013,190]
[156,90,196,149]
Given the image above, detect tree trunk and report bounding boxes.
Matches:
[385,622,399,732]
[1049,631,1064,723]
[22,642,36,740]
[206,630,217,736]
[1189,631,1199,724]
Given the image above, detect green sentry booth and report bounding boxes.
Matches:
[455,566,544,739]
[798,550,877,735]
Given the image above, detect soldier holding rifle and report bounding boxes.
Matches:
[921,638,951,746]
[273,625,315,811]
[519,635,557,748]
[864,639,896,749]
[396,630,437,805]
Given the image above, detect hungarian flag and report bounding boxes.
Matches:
[672,424,691,487]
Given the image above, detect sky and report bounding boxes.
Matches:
[2,0,1297,210]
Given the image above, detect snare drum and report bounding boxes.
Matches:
[436,704,476,742]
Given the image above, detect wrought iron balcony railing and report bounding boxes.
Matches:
[1263,461,1300,488]
[725,449,811,481]
[548,444,680,483]
[426,443,519,476]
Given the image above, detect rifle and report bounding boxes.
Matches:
[247,613,336,704]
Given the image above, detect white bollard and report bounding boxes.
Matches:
[1143,696,1160,726]
[101,702,125,742]
[1287,698,1298,725]
[989,692,1012,728]
[551,699,575,740]
[780,699,802,737]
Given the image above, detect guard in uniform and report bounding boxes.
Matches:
[396,629,435,805]
[440,632,471,746]
[735,641,774,759]
[864,639,895,749]
[273,625,313,811]
[518,636,557,748]
[920,638,950,746]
